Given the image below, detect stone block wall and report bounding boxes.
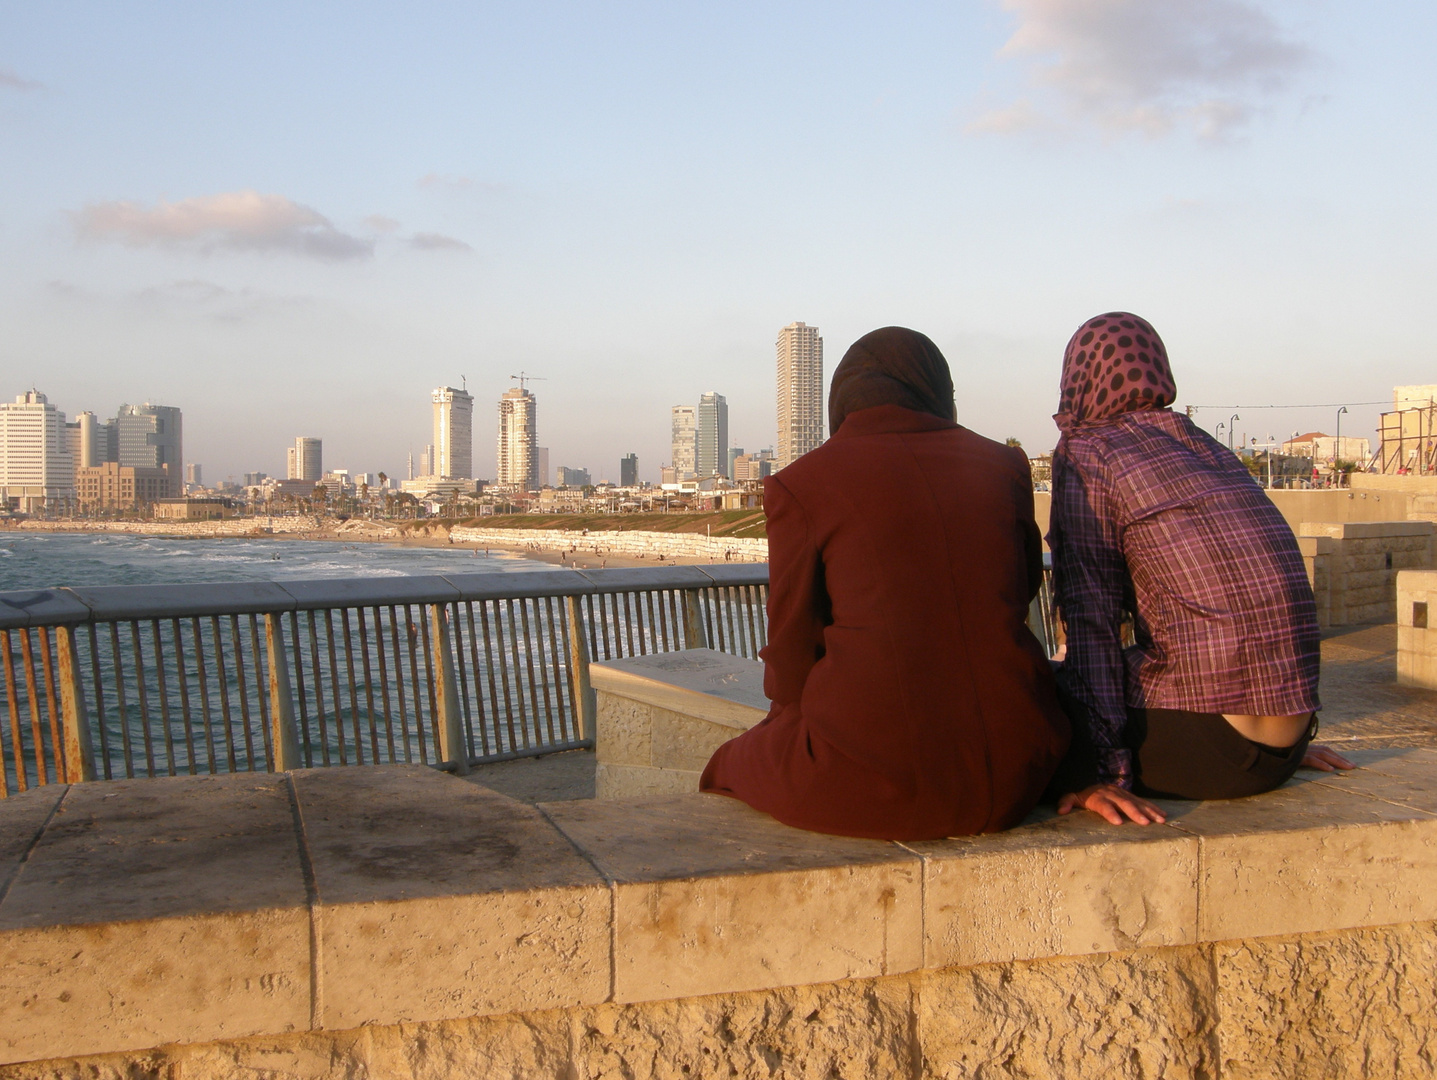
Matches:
[1397,569,1437,689]
[4,749,1437,1080]
[1298,521,1436,627]
[591,650,767,799]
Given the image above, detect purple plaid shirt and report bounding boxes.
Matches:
[1048,409,1320,788]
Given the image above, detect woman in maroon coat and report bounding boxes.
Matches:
[700,327,1070,841]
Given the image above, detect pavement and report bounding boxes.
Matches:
[462,622,1437,804]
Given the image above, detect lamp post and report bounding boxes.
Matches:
[1228,414,1240,451]
[1216,422,1226,445]
[1336,406,1349,487]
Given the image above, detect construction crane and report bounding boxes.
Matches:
[509,371,546,392]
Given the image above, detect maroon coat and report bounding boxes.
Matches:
[700,405,1069,840]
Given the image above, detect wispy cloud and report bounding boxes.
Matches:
[74,190,374,260]
[364,214,401,233]
[408,232,473,253]
[969,0,1313,139]
[0,68,42,92]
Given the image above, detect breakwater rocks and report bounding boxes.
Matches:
[450,526,769,563]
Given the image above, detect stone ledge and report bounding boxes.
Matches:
[1,746,1435,1067]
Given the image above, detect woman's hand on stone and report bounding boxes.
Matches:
[1301,744,1356,772]
[1057,783,1167,826]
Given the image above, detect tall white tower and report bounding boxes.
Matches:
[776,321,824,470]
[289,437,322,482]
[432,386,474,479]
[497,386,537,488]
[0,389,74,512]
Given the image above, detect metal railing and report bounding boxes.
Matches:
[0,560,1058,796]
[0,565,768,795]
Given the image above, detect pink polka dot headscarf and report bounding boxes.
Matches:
[1055,312,1175,433]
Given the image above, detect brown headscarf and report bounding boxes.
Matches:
[1055,312,1175,433]
[828,327,956,436]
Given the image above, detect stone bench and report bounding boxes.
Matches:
[591,649,766,798]
[2,745,1436,1077]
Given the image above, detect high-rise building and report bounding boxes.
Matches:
[287,437,322,482]
[620,453,638,487]
[432,386,474,479]
[535,447,549,489]
[556,466,591,487]
[776,321,824,470]
[75,412,101,468]
[671,405,697,480]
[696,392,729,478]
[0,389,74,512]
[497,386,537,488]
[113,403,182,496]
[727,446,743,479]
[419,445,434,478]
[185,463,202,487]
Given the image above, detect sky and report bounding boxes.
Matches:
[2,1,1434,484]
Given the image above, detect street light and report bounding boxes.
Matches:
[1216,422,1226,445]
[1336,406,1349,487]
[1228,414,1240,451]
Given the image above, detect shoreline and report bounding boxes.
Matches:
[0,519,759,571]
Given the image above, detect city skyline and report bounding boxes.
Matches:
[3,5,1430,484]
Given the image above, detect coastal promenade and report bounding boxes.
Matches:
[1,621,1435,1078]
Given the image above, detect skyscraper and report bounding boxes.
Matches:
[696,392,729,478]
[0,389,74,512]
[432,386,474,479]
[671,405,697,480]
[114,403,183,495]
[620,453,638,487]
[776,321,824,470]
[75,412,101,468]
[288,437,322,482]
[497,386,537,488]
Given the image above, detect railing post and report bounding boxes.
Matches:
[682,589,709,650]
[55,626,97,783]
[430,603,470,775]
[565,595,596,743]
[264,613,303,771]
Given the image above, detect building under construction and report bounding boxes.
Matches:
[1377,385,1437,474]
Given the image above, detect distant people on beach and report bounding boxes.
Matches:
[1046,312,1354,825]
[701,327,1069,841]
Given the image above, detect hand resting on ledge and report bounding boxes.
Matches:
[1057,743,1357,825]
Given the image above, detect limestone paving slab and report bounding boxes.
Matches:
[541,792,922,1004]
[291,765,609,1029]
[1157,775,1437,942]
[0,784,65,884]
[1309,747,1437,814]
[0,774,311,1065]
[906,808,1199,969]
[591,649,768,731]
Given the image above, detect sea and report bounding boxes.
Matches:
[0,531,553,592]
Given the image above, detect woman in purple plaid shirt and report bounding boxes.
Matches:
[1047,312,1353,825]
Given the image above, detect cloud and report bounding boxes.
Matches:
[0,68,42,92]
[408,232,473,253]
[364,214,401,233]
[969,0,1313,139]
[74,190,374,260]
